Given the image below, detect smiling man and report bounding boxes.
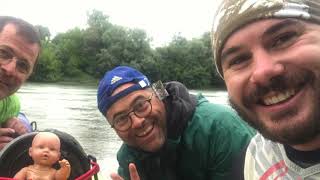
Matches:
[97,66,254,180]
[212,0,320,179]
[0,16,40,149]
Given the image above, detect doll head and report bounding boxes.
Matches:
[29,132,61,167]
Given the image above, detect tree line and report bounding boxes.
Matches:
[30,10,224,89]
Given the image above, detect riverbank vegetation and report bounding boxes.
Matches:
[30,10,224,89]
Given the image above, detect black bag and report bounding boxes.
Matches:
[0,129,92,179]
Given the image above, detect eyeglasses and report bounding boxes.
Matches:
[0,47,32,75]
[111,93,153,132]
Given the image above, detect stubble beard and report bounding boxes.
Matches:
[229,68,320,145]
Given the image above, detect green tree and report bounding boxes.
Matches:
[29,10,223,88]
[30,41,62,82]
[155,33,221,88]
[52,28,86,77]
[35,25,51,42]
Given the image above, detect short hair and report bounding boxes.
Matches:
[0,16,40,46]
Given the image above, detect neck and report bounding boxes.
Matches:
[291,135,320,151]
[32,164,51,171]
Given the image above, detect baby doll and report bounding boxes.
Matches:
[14,132,71,180]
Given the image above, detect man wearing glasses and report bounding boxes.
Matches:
[0,16,40,149]
[97,66,255,180]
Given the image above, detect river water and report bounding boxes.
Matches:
[16,82,229,178]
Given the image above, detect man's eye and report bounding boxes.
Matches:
[114,116,128,125]
[227,53,251,69]
[0,49,12,59]
[271,31,298,49]
[16,59,30,74]
[134,101,148,113]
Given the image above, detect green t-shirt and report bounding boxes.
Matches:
[0,94,20,124]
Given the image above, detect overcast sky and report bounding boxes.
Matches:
[0,0,218,47]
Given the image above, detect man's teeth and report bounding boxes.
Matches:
[263,89,295,105]
[137,124,153,136]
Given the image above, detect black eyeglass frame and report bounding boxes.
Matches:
[0,47,32,75]
[111,93,153,132]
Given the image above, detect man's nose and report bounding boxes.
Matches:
[1,59,16,76]
[249,50,285,86]
[130,113,146,129]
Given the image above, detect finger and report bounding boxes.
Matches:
[0,136,13,150]
[3,119,29,135]
[14,124,29,135]
[129,163,140,180]
[59,160,70,166]
[59,159,67,163]
[110,173,123,180]
[0,128,15,136]
[0,136,14,146]
[3,117,19,127]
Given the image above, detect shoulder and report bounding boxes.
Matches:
[20,166,30,172]
[0,94,21,122]
[243,134,287,179]
[2,94,20,104]
[194,93,242,120]
[117,143,145,166]
[230,134,272,180]
[117,143,132,164]
[246,133,279,155]
[116,143,152,179]
[191,94,254,135]
[14,166,30,179]
[182,94,254,154]
[245,134,284,164]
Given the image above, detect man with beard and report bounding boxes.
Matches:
[97,66,254,180]
[212,0,320,179]
[0,16,40,150]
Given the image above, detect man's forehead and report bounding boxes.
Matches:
[0,24,40,56]
[0,25,40,75]
[223,19,267,43]
[107,89,150,117]
[111,83,135,96]
[223,18,301,49]
[113,88,149,106]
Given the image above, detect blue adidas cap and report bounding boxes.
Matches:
[97,66,151,115]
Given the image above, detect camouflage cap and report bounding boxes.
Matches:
[212,0,320,77]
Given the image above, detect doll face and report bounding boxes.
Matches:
[29,132,61,167]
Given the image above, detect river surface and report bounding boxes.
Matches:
[16,82,229,178]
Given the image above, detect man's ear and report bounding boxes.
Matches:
[28,147,33,157]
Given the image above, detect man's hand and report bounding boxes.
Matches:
[110,163,140,180]
[0,117,30,150]
[3,117,29,135]
[0,127,15,150]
